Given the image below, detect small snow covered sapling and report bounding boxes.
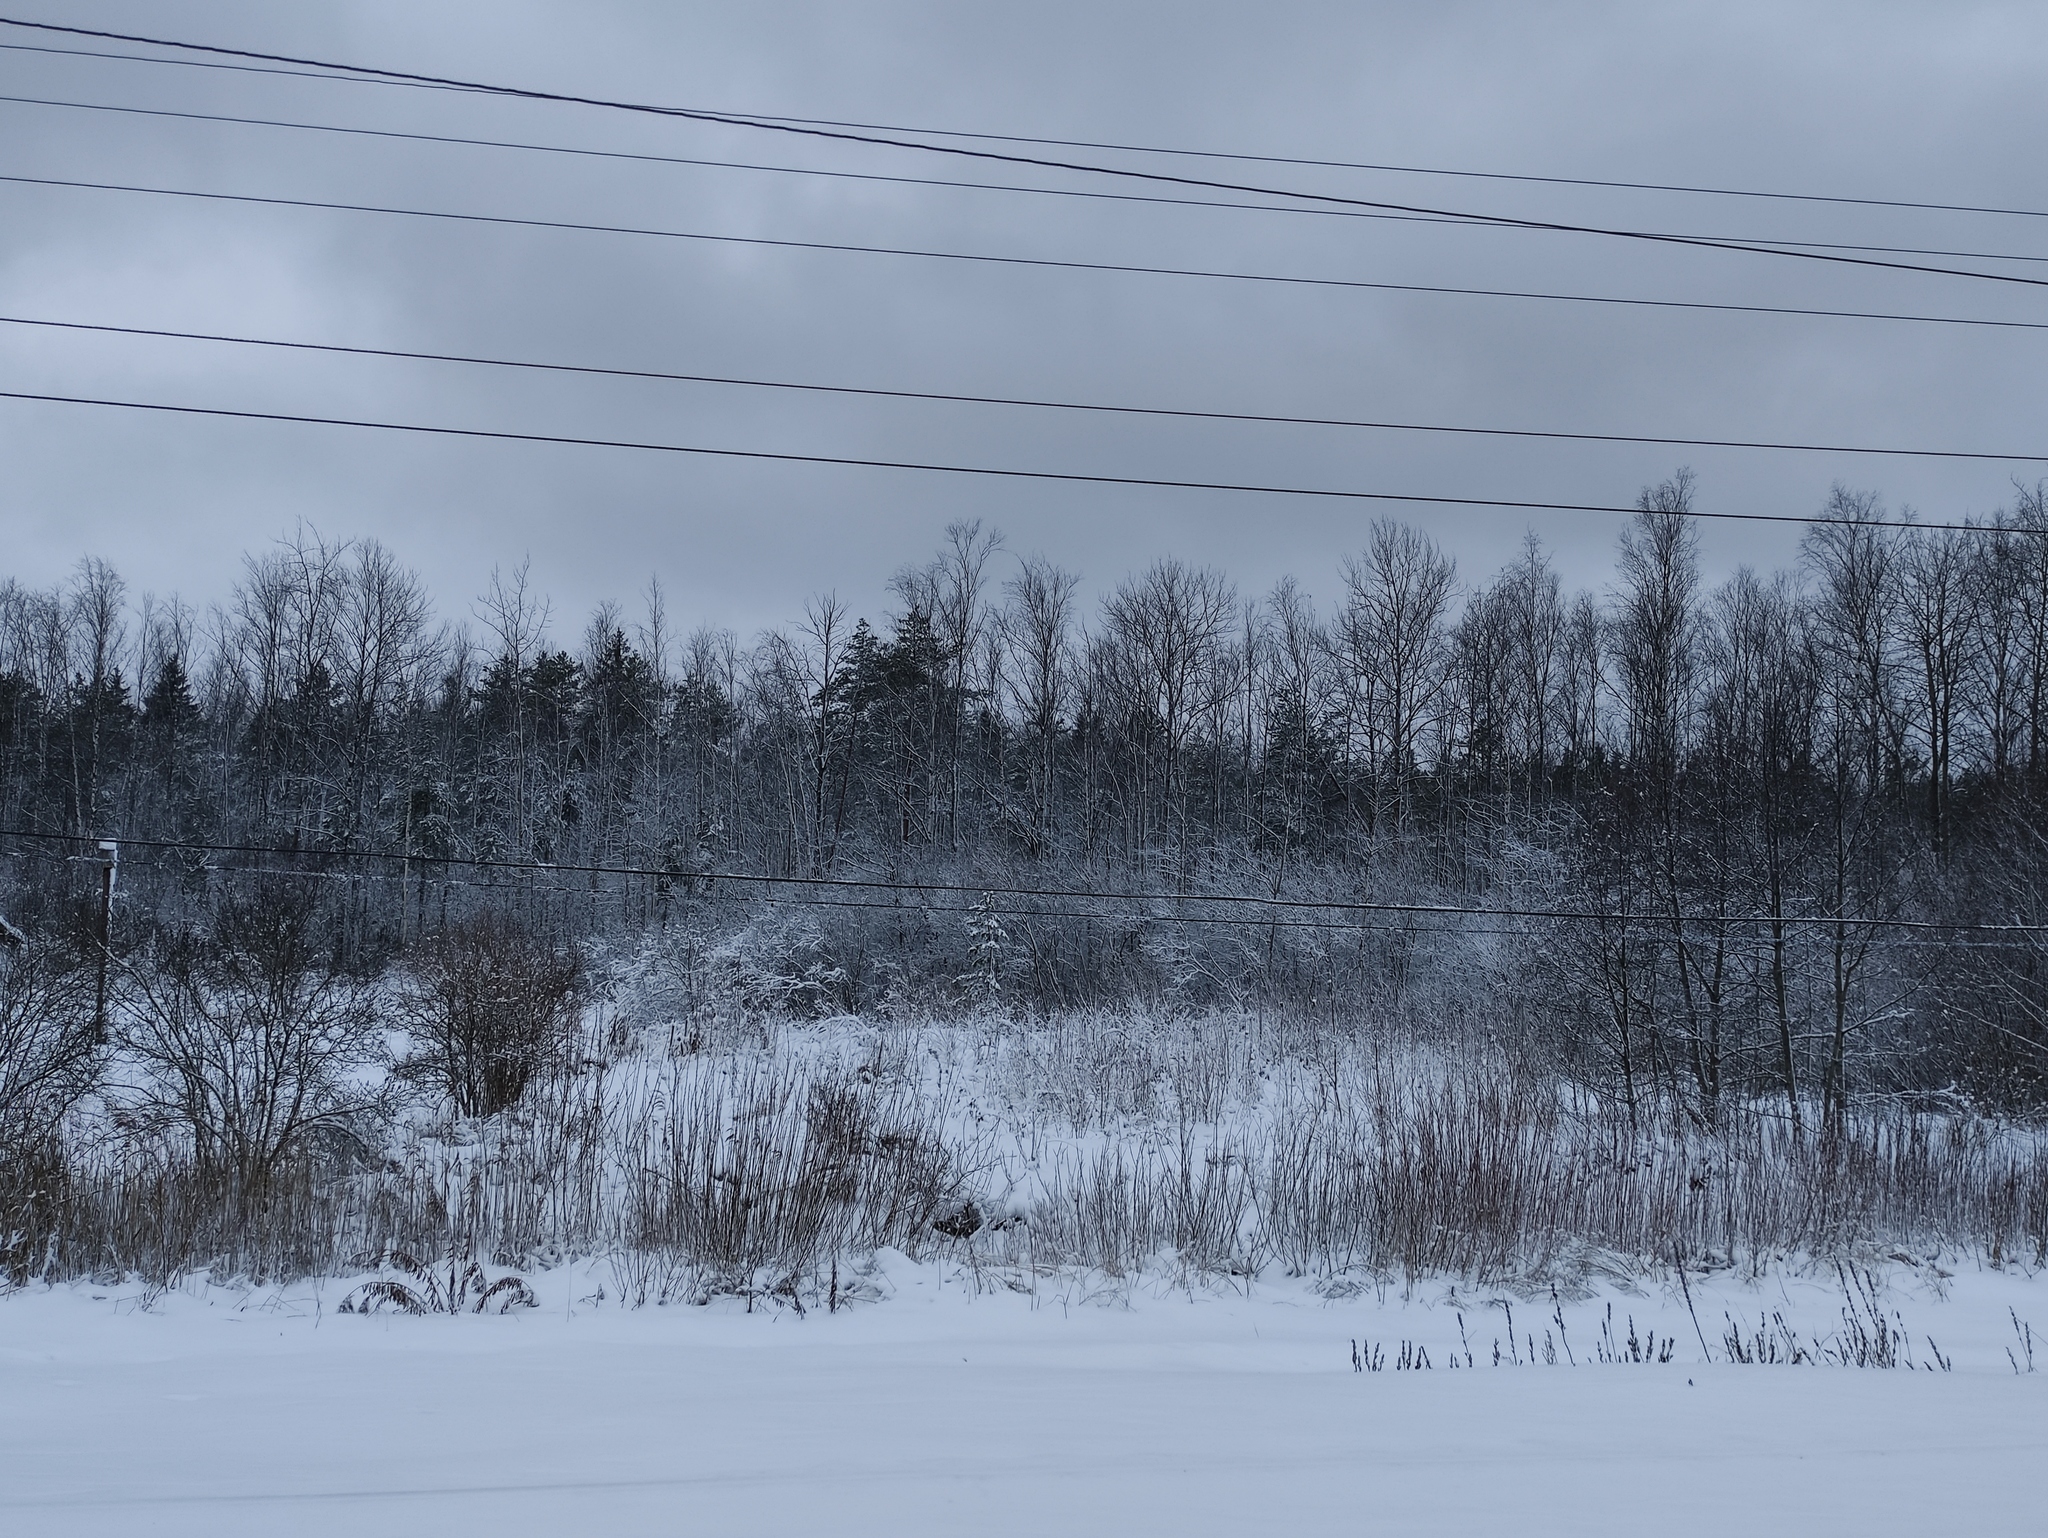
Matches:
[959,896,1007,1012]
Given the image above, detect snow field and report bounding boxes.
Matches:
[2,1259,2040,1538]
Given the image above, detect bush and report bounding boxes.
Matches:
[117,883,386,1192]
[0,939,99,1162]
[397,913,582,1117]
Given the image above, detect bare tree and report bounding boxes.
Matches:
[679,625,741,866]
[66,557,128,838]
[1614,476,1701,777]
[1803,489,1899,795]
[2007,482,2048,788]
[1966,524,2027,792]
[1451,579,1517,795]
[1506,534,1567,804]
[335,540,433,843]
[1101,558,1237,878]
[1260,577,1334,870]
[1558,590,1607,790]
[1898,523,1974,853]
[476,559,551,854]
[1335,520,1457,839]
[118,884,386,1190]
[893,521,1004,850]
[1802,489,1907,1128]
[633,576,676,852]
[1000,555,1080,857]
[1700,567,1817,1132]
[0,940,98,1161]
[753,596,854,875]
[1611,476,1705,1122]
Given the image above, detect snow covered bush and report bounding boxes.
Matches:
[394,912,582,1117]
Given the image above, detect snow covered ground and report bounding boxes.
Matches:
[2,1258,2041,1537]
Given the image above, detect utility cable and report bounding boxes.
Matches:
[0,826,2035,933]
[0,844,2012,950]
[0,385,2009,532]
[0,845,1543,938]
[5,311,2042,467]
[7,170,2047,335]
[8,92,2048,271]
[0,17,2041,291]
[8,35,2048,227]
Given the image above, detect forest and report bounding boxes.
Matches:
[4,472,2048,1286]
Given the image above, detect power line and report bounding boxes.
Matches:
[8,35,2048,229]
[0,844,2014,951]
[0,827,2035,933]
[0,845,1527,939]
[0,385,2009,532]
[711,128,2048,231]
[7,311,2044,468]
[9,170,2048,336]
[0,38,519,94]
[0,17,2040,292]
[10,91,2048,271]
[0,93,1527,238]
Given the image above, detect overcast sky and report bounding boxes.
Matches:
[4,1,2047,651]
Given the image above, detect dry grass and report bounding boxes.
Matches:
[4,1008,2044,1295]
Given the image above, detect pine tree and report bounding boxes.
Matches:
[962,892,1006,1010]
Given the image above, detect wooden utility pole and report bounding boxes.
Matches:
[92,838,118,1041]
[400,794,412,947]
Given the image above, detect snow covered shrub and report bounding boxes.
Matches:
[395,912,583,1117]
[958,895,1007,1011]
[712,916,859,1018]
[339,1242,537,1315]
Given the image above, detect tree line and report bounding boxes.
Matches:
[4,471,2048,1125]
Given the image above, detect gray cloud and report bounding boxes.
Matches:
[4,0,2046,643]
